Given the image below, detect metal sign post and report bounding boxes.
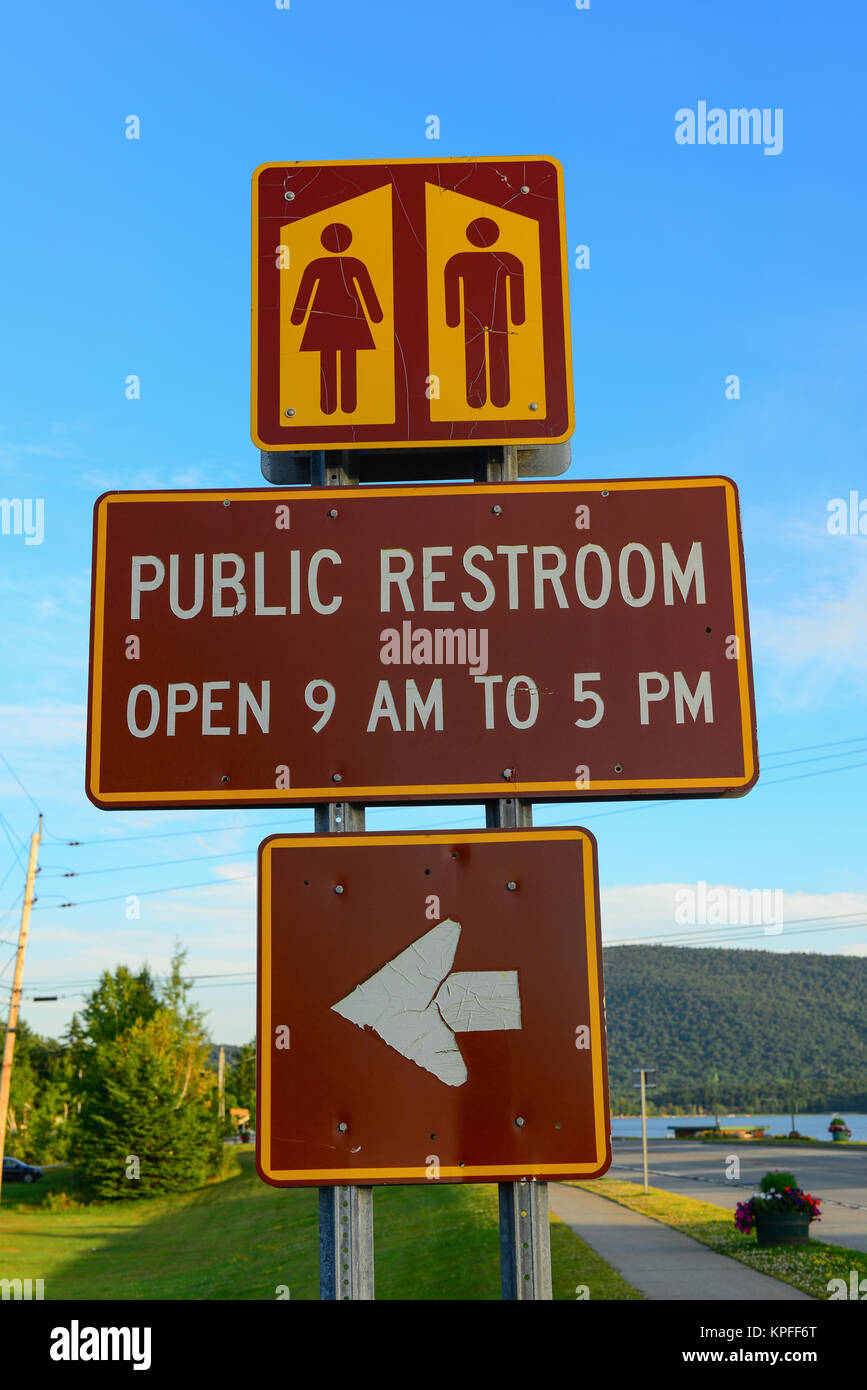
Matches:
[487,791,554,1301]
[311,451,375,1301]
[633,1066,656,1195]
[486,444,552,1301]
[315,793,374,1299]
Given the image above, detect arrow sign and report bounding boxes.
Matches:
[331,919,521,1087]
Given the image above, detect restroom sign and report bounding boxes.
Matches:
[85,478,757,809]
[252,157,574,451]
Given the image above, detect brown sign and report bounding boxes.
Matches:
[86,478,757,808]
[257,828,609,1186]
[252,157,573,451]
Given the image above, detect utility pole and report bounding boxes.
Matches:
[633,1066,656,1195]
[218,1045,226,1122]
[0,815,43,1206]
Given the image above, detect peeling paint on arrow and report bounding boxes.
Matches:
[330,919,521,1086]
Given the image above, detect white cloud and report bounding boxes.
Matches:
[0,702,85,746]
[749,530,867,707]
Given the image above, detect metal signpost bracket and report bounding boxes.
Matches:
[260,440,568,487]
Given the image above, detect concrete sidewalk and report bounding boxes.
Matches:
[549,1183,812,1301]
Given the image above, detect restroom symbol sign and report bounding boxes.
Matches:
[252,157,574,451]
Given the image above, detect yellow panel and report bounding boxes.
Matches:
[425,183,546,423]
[278,186,395,429]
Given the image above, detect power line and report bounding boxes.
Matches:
[0,815,28,866]
[609,917,867,949]
[0,751,42,818]
[612,907,867,948]
[612,914,867,950]
[39,848,259,880]
[12,968,257,994]
[53,814,310,848]
[756,746,867,772]
[760,734,867,758]
[31,872,256,911]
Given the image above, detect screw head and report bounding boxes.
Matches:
[220,775,229,783]
[328,508,338,518]
[520,185,530,194]
[333,885,345,895]
[337,1121,348,1132]
[506,880,517,892]
[222,499,230,507]
[614,764,623,774]
[491,504,502,515]
[284,190,295,201]
[529,402,539,411]
[515,1116,526,1127]
[601,489,610,497]
[284,407,296,417]
[332,772,343,783]
[502,768,513,780]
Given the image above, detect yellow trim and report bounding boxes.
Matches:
[89,501,108,796]
[723,480,755,784]
[258,829,608,1182]
[251,156,574,450]
[260,846,271,1178]
[88,479,755,802]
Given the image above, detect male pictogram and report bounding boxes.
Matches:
[290,222,383,415]
[444,217,526,409]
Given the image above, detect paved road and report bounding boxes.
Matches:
[549,1184,812,1300]
[607,1140,867,1252]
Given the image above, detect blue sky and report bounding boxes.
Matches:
[1,0,865,1044]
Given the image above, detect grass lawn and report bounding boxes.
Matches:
[576,1178,867,1300]
[0,1151,641,1300]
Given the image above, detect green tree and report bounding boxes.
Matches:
[73,948,222,1198]
[77,963,161,1051]
[226,1040,256,1128]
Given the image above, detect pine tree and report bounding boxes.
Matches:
[73,947,222,1198]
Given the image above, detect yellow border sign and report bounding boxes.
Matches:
[251,156,574,451]
[257,829,610,1184]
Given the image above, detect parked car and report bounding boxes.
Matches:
[2,1156,43,1184]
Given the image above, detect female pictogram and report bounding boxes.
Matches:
[290,222,384,415]
[444,217,526,409]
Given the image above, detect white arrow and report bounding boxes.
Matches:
[331,919,521,1087]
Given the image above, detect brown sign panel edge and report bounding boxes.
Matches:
[85,475,758,810]
[255,826,611,1185]
[250,155,575,452]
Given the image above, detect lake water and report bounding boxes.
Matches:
[610,1113,867,1142]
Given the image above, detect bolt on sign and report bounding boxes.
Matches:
[85,477,757,809]
[257,828,610,1186]
[251,157,574,451]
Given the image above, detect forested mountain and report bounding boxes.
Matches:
[603,947,867,1114]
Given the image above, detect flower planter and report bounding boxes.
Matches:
[831,1131,850,1143]
[754,1211,811,1246]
